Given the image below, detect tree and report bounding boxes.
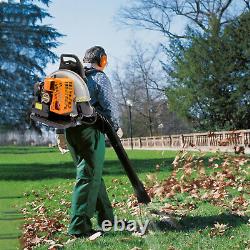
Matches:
[113,44,164,137]
[112,43,192,137]
[118,0,250,130]
[118,0,250,38]
[165,11,250,130]
[0,0,63,127]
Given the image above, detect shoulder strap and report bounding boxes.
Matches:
[84,67,104,77]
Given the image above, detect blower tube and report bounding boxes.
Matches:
[96,113,151,204]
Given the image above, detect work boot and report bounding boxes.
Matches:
[71,229,104,239]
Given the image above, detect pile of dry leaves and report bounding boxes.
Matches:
[21,188,72,249]
[145,151,249,216]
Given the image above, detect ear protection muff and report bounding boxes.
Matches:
[99,54,107,68]
[83,46,107,67]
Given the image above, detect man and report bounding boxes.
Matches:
[57,46,122,237]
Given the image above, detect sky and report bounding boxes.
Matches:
[44,0,170,75]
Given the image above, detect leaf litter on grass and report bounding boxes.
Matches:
[146,151,249,216]
[20,151,249,249]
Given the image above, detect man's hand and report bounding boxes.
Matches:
[56,134,69,154]
[116,127,123,138]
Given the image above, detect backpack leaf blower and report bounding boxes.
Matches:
[30,54,151,204]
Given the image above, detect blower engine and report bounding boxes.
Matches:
[31,55,97,129]
[30,54,151,204]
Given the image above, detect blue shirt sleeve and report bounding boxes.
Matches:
[94,72,120,130]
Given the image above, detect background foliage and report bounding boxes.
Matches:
[0,0,62,127]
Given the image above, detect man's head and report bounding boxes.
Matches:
[83,46,107,71]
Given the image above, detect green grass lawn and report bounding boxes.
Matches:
[0,146,249,250]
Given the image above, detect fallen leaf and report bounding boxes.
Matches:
[48,244,64,250]
[210,222,228,237]
[88,232,102,241]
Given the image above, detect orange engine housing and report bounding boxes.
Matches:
[44,77,74,115]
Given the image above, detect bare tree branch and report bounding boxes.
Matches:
[218,0,233,20]
[112,70,127,106]
[243,0,250,10]
[117,0,246,38]
[112,42,168,136]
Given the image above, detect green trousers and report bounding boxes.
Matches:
[65,125,114,235]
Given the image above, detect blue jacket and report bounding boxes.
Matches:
[86,69,119,130]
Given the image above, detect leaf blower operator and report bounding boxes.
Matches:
[56,46,123,237]
[30,45,151,238]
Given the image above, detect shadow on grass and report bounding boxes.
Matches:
[0,217,24,221]
[180,213,249,230]
[151,213,249,232]
[0,196,23,199]
[0,233,21,240]
[0,147,57,155]
[0,158,173,181]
